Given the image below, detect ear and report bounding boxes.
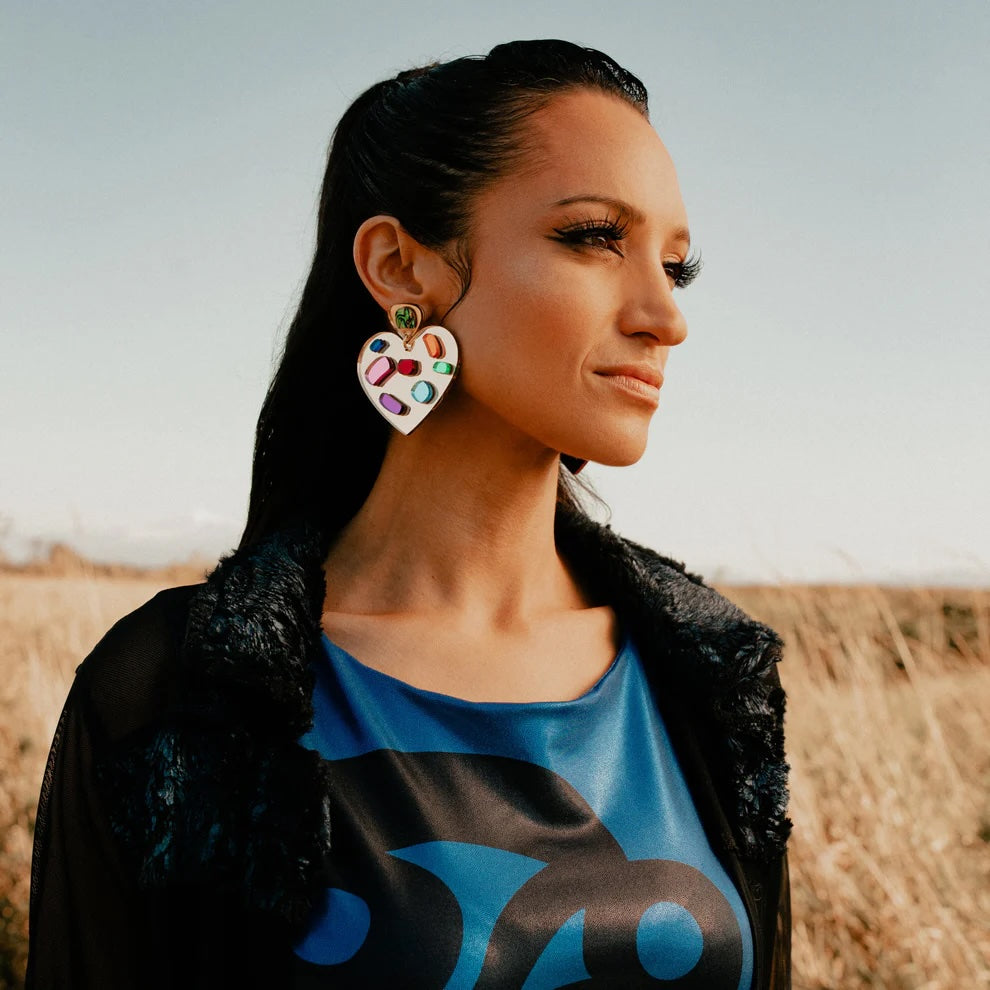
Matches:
[353,215,457,321]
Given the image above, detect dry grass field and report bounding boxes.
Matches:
[1,565,988,988]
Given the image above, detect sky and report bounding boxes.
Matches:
[2,1,988,584]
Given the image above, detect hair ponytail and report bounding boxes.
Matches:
[239,40,648,552]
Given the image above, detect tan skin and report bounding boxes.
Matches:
[321,88,691,702]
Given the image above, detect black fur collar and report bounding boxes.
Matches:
[103,507,789,932]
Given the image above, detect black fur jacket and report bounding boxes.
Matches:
[27,505,791,989]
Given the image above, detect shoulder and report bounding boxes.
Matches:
[616,528,773,631]
[557,507,784,671]
[557,509,792,859]
[77,543,335,929]
[75,584,203,743]
[615,527,788,723]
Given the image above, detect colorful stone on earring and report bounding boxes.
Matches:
[411,381,435,403]
[423,333,444,358]
[393,306,419,330]
[356,317,458,435]
[379,393,406,415]
[365,356,395,386]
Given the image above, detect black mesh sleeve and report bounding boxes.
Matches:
[25,586,198,988]
[25,585,295,989]
[769,852,792,990]
[26,673,145,988]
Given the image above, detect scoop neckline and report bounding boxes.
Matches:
[319,627,632,710]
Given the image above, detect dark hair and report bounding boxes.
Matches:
[239,40,649,551]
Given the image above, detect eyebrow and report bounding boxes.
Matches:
[550,194,692,247]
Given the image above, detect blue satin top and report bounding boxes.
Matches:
[293,626,753,989]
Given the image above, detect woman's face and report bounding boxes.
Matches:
[441,87,694,468]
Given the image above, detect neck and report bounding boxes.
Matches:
[322,401,586,628]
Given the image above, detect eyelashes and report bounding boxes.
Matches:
[664,252,703,289]
[551,216,702,289]
[552,215,632,251]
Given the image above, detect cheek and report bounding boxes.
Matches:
[456,249,603,368]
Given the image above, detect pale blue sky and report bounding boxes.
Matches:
[2,1,988,583]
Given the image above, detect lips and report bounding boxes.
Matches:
[595,365,664,389]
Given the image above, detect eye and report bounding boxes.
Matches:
[663,251,703,289]
[552,216,630,255]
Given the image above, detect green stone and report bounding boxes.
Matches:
[394,306,418,330]
[433,360,453,375]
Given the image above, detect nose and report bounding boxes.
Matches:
[619,261,688,346]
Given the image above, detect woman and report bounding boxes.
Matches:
[27,40,791,989]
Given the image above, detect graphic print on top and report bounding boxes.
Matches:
[293,630,754,989]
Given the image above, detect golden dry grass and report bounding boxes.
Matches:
[726,584,990,989]
[0,571,188,989]
[1,571,988,988]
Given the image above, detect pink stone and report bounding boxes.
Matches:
[364,356,395,386]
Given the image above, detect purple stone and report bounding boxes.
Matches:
[379,392,406,415]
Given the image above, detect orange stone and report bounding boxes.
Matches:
[423,333,444,359]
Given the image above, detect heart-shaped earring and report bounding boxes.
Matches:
[356,304,460,435]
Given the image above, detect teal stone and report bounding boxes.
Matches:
[411,380,435,403]
[369,338,388,353]
[433,361,453,375]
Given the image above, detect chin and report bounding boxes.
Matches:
[571,433,649,468]
[595,450,647,468]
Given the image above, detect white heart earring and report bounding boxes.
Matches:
[356,304,460,435]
